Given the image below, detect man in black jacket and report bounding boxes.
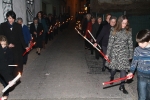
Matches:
[94,16,117,72]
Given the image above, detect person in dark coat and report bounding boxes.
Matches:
[0,35,16,100]
[82,14,91,49]
[90,17,96,54]
[17,17,31,65]
[94,16,117,71]
[30,17,43,55]
[102,13,111,26]
[36,11,48,49]
[0,11,28,76]
[94,16,103,59]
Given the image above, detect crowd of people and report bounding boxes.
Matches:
[76,13,150,100]
[0,9,149,100]
[0,10,71,100]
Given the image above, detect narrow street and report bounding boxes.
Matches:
[2,24,135,100]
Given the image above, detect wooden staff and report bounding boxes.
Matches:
[87,30,101,49]
[75,28,110,63]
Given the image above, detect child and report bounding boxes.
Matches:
[0,35,15,100]
[127,29,150,100]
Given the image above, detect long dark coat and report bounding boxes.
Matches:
[0,45,14,82]
[0,22,26,76]
[30,23,43,48]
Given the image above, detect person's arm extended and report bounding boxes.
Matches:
[127,48,139,79]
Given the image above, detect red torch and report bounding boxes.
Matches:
[23,42,36,56]
[102,75,134,85]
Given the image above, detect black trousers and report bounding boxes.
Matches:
[110,69,126,86]
[23,44,29,65]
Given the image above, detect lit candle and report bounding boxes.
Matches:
[2,73,21,93]
[8,65,18,67]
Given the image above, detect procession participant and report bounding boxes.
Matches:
[0,35,15,100]
[0,11,28,76]
[17,17,31,64]
[94,16,117,71]
[95,16,103,59]
[30,17,43,55]
[127,29,150,100]
[82,14,91,49]
[48,14,54,41]
[90,17,96,54]
[105,15,133,94]
[36,11,48,49]
[102,13,111,26]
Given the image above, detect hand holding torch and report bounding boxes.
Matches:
[23,42,36,56]
[102,74,134,85]
[87,30,101,49]
[75,28,110,63]
[2,73,21,93]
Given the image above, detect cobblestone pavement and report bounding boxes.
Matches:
[0,24,137,100]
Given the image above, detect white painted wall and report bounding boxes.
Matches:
[13,0,27,25]
[0,0,42,24]
[0,1,4,23]
[35,0,42,16]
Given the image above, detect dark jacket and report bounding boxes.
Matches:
[0,22,26,67]
[102,20,109,26]
[30,23,43,48]
[92,23,100,38]
[96,24,111,47]
[0,45,14,82]
[95,23,103,38]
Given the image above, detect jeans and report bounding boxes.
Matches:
[137,74,150,100]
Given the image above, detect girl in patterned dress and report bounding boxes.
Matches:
[105,15,133,94]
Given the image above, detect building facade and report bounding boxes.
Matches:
[0,0,42,25]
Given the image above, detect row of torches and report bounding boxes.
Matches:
[48,17,73,34]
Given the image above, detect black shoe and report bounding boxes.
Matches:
[119,85,128,94]
[110,77,114,85]
[102,67,106,72]
[36,51,38,54]
[38,53,40,55]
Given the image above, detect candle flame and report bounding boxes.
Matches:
[18,72,21,76]
[8,65,18,66]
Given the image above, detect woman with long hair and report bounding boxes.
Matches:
[36,11,48,49]
[105,15,133,94]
